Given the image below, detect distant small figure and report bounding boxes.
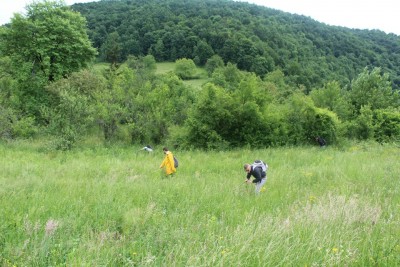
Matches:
[141,145,153,152]
[244,160,268,194]
[315,136,327,147]
[160,147,177,176]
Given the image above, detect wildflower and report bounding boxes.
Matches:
[45,219,59,236]
[303,171,314,177]
[332,247,338,253]
[309,195,317,203]
[209,215,217,222]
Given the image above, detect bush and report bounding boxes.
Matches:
[0,106,14,139]
[263,103,290,146]
[205,55,224,77]
[373,108,400,143]
[0,106,38,139]
[165,125,191,150]
[174,58,197,80]
[351,105,375,140]
[11,116,38,138]
[284,93,340,145]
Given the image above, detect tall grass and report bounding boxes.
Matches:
[1,141,399,266]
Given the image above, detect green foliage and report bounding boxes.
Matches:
[164,124,191,149]
[174,58,197,80]
[100,31,122,65]
[186,83,234,149]
[249,55,275,78]
[11,116,38,138]
[94,66,132,142]
[44,69,101,149]
[128,55,157,72]
[310,81,352,120]
[349,105,375,140]
[0,0,96,120]
[263,69,293,102]
[284,92,340,145]
[349,67,399,114]
[205,54,224,77]
[2,0,400,148]
[231,101,266,147]
[373,108,400,143]
[2,1,96,82]
[0,106,14,139]
[72,0,400,90]
[211,63,244,91]
[343,106,400,143]
[0,57,15,103]
[263,103,290,146]
[193,40,214,65]
[183,65,344,149]
[185,75,270,149]
[114,68,195,145]
[234,73,267,108]
[0,91,38,140]
[126,54,156,84]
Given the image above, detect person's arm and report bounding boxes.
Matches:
[246,172,251,179]
[244,167,252,183]
[160,156,167,168]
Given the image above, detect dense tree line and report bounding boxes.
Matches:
[0,1,399,150]
[72,0,400,90]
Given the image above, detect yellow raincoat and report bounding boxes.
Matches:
[160,151,176,175]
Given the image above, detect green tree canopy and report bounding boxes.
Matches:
[174,58,197,80]
[1,0,97,82]
[0,0,97,119]
[349,67,399,114]
[100,31,122,65]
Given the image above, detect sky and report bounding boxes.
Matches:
[1,0,399,35]
[0,0,100,25]
[245,0,399,35]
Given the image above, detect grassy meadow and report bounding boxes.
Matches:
[155,62,209,89]
[1,141,399,266]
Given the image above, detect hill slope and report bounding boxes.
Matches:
[72,0,400,89]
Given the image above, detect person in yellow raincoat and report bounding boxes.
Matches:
[160,147,176,176]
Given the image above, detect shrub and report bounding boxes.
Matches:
[373,108,400,142]
[285,92,340,145]
[174,58,197,80]
[0,106,14,139]
[11,116,38,138]
[351,105,375,140]
[0,107,38,139]
[205,55,224,77]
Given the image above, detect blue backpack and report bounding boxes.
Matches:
[174,156,179,168]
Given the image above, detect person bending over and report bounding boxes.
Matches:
[244,162,267,194]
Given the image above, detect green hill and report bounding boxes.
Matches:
[72,0,400,90]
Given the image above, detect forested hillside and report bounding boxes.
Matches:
[72,0,400,90]
[0,0,399,149]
